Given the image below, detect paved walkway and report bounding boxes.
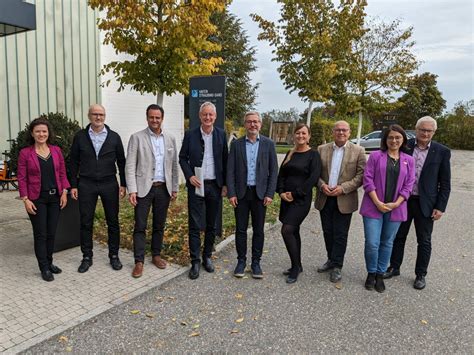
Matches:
[1,150,473,353]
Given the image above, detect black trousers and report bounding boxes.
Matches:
[319,196,353,268]
[78,177,120,258]
[188,180,220,263]
[28,191,61,272]
[390,197,434,276]
[133,184,171,263]
[234,187,266,263]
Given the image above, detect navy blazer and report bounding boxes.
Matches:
[227,135,278,200]
[406,138,451,217]
[179,126,228,188]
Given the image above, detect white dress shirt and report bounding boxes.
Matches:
[328,142,346,188]
[148,128,165,182]
[201,127,216,180]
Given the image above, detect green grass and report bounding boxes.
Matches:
[275,145,293,154]
[93,185,281,265]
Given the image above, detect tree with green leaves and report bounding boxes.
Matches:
[252,0,367,126]
[88,0,228,104]
[335,18,419,141]
[203,9,259,125]
[395,72,446,129]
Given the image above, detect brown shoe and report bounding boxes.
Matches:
[152,256,167,269]
[132,262,143,278]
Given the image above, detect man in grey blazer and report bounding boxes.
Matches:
[227,111,278,279]
[126,104,179,278]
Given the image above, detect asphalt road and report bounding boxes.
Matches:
[27,150,473,353]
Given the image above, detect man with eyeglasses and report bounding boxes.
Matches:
[315,121,366,283]
[385,116,451,290]
[70,104,127,273]
[179,102,228,280]
[126,104,179,278]
[227,111,278,279]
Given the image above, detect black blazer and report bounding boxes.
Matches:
[406,138,451,217]
[69,124,126,188]
[227,135,278,200]
[179,126,228,188]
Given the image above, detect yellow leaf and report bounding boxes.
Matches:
[58,336,68,343]
[335,283,342,289]
[223,271,229,274]
[192,324,200,329]
[66,347,73,352]
[146,313,155,318]
[130,310,140,315]
[229,329,239,334]
[420,319,428,325]
[235,317,244,323]
[263,250,269,254]
[223,259,229,263]
[189,331,200,337]
[235,293,244,299]
[242,276,249,279]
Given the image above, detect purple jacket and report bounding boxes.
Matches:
[359,150,415,222]
[18,145,70,200]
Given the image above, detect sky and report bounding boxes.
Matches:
[228,0,474,114]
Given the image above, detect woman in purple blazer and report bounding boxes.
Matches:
[360,125,415,293]
[17,118,70,282]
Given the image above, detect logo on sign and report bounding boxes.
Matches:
[191,90,198,98]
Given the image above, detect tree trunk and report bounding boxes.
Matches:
[306,100,314,127]
[356,109,363,145]
[156,93,164,106]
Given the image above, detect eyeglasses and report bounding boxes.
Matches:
[245,120,260,125]
[387,136,403,141]
[417,128,435,134]
[90,113,105,117]
[333,129,349,133]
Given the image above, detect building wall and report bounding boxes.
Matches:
[0,0,100,154]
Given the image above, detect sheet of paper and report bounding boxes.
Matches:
[194,167,205,197]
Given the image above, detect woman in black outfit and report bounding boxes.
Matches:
[277,123,321,283]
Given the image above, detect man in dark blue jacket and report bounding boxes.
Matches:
[179,102,228,280]
[385,116,451,290]
[227,111,278,279]
[70,104,126,273]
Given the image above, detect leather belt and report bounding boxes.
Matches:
[152,182,165,186]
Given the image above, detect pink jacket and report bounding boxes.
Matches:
[18,145,70,200]
[359,150,415,222]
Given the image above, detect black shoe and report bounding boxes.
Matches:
[286,268,300,284]
[110,255,123,271]
[49,264,62,274]
[365,273,376,290]
[329,267,342,283]
[251,262,263,279]
[233,260,246,278]
[413,275,426,290]
[188,263,200,280]
[317,260,333,273]
[78,258,93,273]
[202,257,215,273]
[41,270,54,282]
[375,273,385,293]
[283,266,303,276]
[383,266,400,279]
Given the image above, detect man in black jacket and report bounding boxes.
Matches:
[70,104,126,273]
[385,116,451,290]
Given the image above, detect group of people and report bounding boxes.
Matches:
[17,101,451,294]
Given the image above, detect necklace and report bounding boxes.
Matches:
[389,156,399,167]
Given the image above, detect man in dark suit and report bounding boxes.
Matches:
[70,104,126,273]
[179,102,228,280]
[385,116,451,290]
[227,111,278,279]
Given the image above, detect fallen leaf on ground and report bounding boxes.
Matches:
[420,320,428,325]
[242,276,249,279]
[58,336,68,343]
[146,313,155,318]
[167,296,176,300]
[156,297,164,302]
[66,346,73,352]
[263,250,269,254]
[189,331,200,337]
[229,329,239,334]
[223,270,229,274]
[223,259,229,263]
[235,317,244,323]
[192,324,200,329]
[130,310,141,315]
[210,311,215,315]
[449,298,455,302]
[335,283,342,289]
[180,321,188,326]
[171,318,177,321]
[235,293,244,299]
[253,316,259,320]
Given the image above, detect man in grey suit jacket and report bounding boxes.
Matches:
[227,111,278,279]
[126,104,179,278]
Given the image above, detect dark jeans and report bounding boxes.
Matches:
[319,196,353,268]
[28,191,61,271]
[234,187,266,263]
[133,184,171,263]
[78,177,120,259]
[390,197,434,276]
[188,180,221,263]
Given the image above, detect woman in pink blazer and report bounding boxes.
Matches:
[359,125,415,293]
[17,118,70,282]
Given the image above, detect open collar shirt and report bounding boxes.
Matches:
[245,135,260,186]
[412,139,431,196]
[148,128,165,182]
[328,142,346,188]
[200,126,216,180]
[88,125,108,158]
